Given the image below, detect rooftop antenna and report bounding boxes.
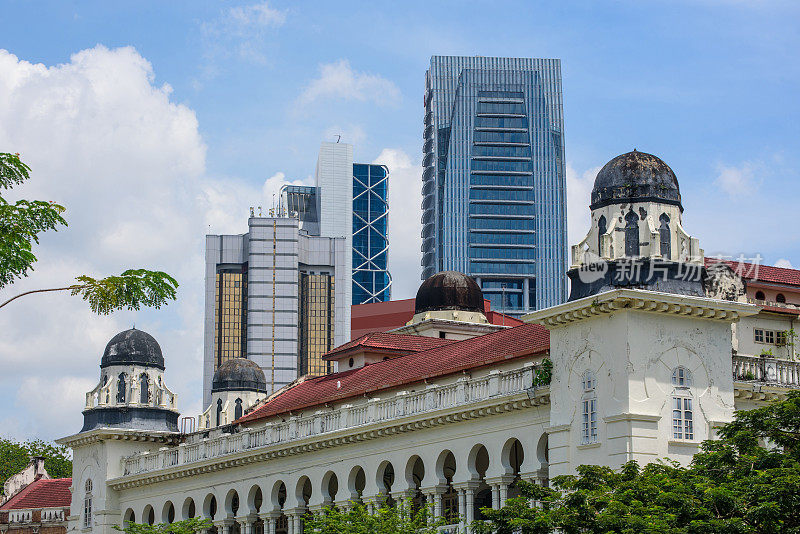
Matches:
[336,135,341,143]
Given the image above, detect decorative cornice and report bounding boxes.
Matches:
[523,288,759,327]
[108,389,550,490]
[733,383,792,401]
[56,428,181,448]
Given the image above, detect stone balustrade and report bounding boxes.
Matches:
[733,354,800,387]
[123,365,542,477]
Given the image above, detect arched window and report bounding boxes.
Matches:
[777,293,786,303]
[117,373,127,404]
[671,367,694,440]
[234,398,243,420]
[755,290,765,301]
[581,371,597,444]
[216,398,223,427]
[672,366,693,388]
[140,373,149,405]
[659,213,671,259]
[597,215,607,255]
[625,211,640,257]
[84,479,93,529]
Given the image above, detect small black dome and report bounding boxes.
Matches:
[414,271,485,315]
[212,358,267,393]
[101,329,164,370]
[591,150,682,211]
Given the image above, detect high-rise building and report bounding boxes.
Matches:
[202,216,349,407]
[283,143,391,306]
[352,163,391,304]
[422,56,566,314]
[203,142,391,405]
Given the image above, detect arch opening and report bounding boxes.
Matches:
[182,498,196,520]
[162,501,175,524]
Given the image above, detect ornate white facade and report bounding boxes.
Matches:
[59,151,800,534]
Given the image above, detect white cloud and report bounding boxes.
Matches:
[775,258,794,269]
[200,1,286,67]
[714,161,759,197]
[296,60,402,111]
[375,148,422,299]
[566,162,601,246]
[228,2,286,28]
[0,46,282,440]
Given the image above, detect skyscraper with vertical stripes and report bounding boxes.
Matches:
[422,56,567,314]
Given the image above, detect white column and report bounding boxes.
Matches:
[464,487,476,525]
[457,489,467,531]
[258,513,276,534]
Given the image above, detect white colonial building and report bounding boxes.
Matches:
[58,151,800,534]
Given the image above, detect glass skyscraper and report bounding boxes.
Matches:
[422,56,566,314]
[352,163,391,304]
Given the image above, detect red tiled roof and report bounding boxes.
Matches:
[706,258,800,287]
[323,331,456,360]
[0,478,71,511]
[238,323,549,424]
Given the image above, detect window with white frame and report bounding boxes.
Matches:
[581,370,598,444]
[671,367,694,440]
[84,479,93,528]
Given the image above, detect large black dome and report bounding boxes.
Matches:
[101,328,164,370]
[590,150,682,211]
[212,358,267,393]
[414,271,485,315]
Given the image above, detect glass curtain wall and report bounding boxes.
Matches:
[213,266,248,369]
[299,273,334,376]
[422,56,566,314]
[352,164,392,304]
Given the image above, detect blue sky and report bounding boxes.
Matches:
[0,0,798,440]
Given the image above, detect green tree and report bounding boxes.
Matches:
[304,501,448,534]
[0,437,73,496]
[113,517,212,534]
[472,391,800,534]
[0,152,178,314]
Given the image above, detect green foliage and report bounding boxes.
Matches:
[0,153,31,189]
[532,358,553,388]
[72,269,179,315]
[0,437,73,496]
[113,518,212,534]
[0,152,68,287]
[0,152,178,313]
[472,391,800,534]
[304,501,448,534]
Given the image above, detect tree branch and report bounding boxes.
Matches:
[0,285,83,310]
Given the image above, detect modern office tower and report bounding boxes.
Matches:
[315,142,354,317]
[422,56,567,315]
[282,144,392,306]
[352,163,392,304]
[203,216,349,407]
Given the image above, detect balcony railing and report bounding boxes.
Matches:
[733,354,800,387]
[122,366,544,477]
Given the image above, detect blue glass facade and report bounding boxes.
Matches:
[352,163,391,304]
[422,56,567,314]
